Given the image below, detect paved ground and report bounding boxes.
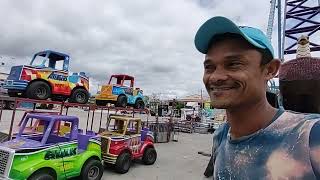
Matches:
[102,133,212,180]
[0,108,213,180]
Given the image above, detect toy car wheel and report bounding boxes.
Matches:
[80,159,103,180]
[7,101,15,110]
[0,101,6,109]
[134,99,145,109]
[70,88,89,104]
[115,152,131,174]
[26,81,51,100]
[28,170,55,180]
[142,147,157,165]
[116,95,127,108]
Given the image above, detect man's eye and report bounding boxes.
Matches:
[204,65,215,70]
[229,62,242,67]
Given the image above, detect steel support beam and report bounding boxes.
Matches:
[283,0,320,55]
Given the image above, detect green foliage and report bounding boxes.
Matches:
[175,102,184,110]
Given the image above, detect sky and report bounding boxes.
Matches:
[0,0,282,99]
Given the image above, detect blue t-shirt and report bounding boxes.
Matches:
[212,109,320,180]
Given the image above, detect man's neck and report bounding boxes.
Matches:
[226,98,278,139]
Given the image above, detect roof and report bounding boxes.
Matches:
[111,74,134,80]
[35,50,69,59]
[25,113,78,123]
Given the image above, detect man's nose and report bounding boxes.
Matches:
[208,68,228,83]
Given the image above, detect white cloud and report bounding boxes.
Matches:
[0,0,274,98]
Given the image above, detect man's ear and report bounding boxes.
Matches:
[265,59,281,80]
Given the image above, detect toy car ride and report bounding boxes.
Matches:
[95,74,145,109]
[0,110,60,143]
[0,113,103,180]
[3,50,90,104]
[100,115,157,174]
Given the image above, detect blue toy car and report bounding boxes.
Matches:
[95,74,145,109]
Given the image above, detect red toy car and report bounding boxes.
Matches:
[100,115,157,173]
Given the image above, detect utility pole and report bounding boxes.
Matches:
[200,89,203,122]
[277,0,283,60]
[267,0,277,41]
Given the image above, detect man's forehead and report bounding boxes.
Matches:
[208,37,255,53]
[204,47,262,66]
[204,53,246,63]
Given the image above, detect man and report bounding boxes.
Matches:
[194,16,320,179]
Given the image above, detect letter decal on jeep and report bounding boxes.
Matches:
[44,151,55,160]
[48,72,68,81]
[71,147,77,155]
[44,147,77,160]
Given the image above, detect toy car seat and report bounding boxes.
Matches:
[141,127,149,141]
[78,134,92,152]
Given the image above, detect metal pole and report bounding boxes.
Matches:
[30,103,36,126]
[85,107,90,133]
[155,104,159,143]
[0,99,4,123]
[59,101,64,115]
[278,0,283,60]
[65,107,69,115]
[8,99,17,140]
[281,0,287,61]
[33,103,36,111]
[90,108,95,131]
[107,107,110,118]
[200,89,203,122]
[267,0,277,41]
[106,107,110,129]
[99,109,103,130]
[147,110,149,126]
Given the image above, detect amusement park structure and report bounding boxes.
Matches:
[267,0,320,59]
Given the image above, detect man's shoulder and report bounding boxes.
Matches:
[213,123,229,136]
[282,110,320,122]
[212,123,229,146]
[271,110,320,135]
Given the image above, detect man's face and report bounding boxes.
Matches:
[203,37,267,109]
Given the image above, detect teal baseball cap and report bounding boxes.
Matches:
[194,16,274,58]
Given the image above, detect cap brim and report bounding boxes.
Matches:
[194,16,265,54]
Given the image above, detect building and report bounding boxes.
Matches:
[0,72,8,94]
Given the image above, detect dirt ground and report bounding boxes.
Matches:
[0,108,213,180]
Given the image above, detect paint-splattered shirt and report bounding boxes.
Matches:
[212,109,320,180]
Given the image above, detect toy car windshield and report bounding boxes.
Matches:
[106,119,127,135]
[109,75,134,87]
[31,55,49,67]
[103,115,141,136]
[17,115,74,145]
[30,51,67,70]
